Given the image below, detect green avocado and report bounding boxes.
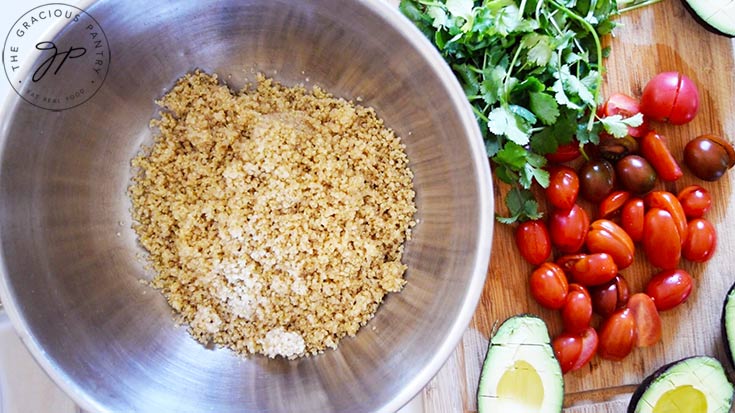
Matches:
[628,356,734,413]
[722,282,735,367]
[682,0,735,38]
[477,315,563,413]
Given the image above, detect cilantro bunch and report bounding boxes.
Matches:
[400,0,645,223]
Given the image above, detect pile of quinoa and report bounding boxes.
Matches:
[128,71,416,358]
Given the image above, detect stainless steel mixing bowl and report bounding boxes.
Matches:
[0,0,493,412]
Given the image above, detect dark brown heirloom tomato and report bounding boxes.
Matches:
[589,275,630,318]
[515,220,552,265]
[580,159,616,202]
[598,308,637,361]
[549,204,590,253]
[684,134,735,181]
[616,155,656,194]
[598,135,640,162]
[677,185,712,219]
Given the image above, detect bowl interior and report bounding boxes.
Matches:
[0,0,492,412]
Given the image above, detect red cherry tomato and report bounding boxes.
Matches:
[546,166,579,211]
[645,191,688,244]
[640,131,683,182]
[627,293,662,348]
[552,333,582,374]
[621,197,645,243]
[529,262,569,310]
[586,219,635,269]
[546,141,582,163]
[549,204,590,253]
[643,208,681,270]
[598,191,631,219]
[561,284,593,334]
[677,185,712,219]
[645,269,693,311]
[598,308,637,361]
[640,72,699,125]
[558,253,618,287]
[599,93,649,138]
[570,327,598,372]
[515,220,552,265]
[682,218,717,263]
[589,275,630,318]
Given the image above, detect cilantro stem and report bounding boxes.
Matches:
[616,0,664,14]
[548,0,603,132]
[472,105,490,123]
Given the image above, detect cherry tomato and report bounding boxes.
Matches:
[677,185,712,219]
[549,204,590,253]
[515,220,552,265]
[645,269,693,311]
[621,197,645,243]
[682,218,717,263]
[616,155,656,195]
[599,93,649,138]
[586,219,635,269]
[579,159,615,203]
[644,191,688,244]
[598,191,631,219]
[640,72,699,125]
[552,333,582,374]
[546,141,582,163]
[627,293,662,348]
[684,134,735,181]
[561,284,593,334]
[643,208,681,270]
[598,135,640,162]
[598,308,637,361]
[546,166,579,211]
[570,327,599,372]
[590,274,630,318]
[529,262,569,310]
[558,253,618,287]
[640,131,683,182]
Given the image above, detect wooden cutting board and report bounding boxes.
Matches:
[408,1,735,412]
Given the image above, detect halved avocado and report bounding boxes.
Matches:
[682,0,735,38]
[722,282,735,367]
[477,315,563,413]
[628,356,734,413]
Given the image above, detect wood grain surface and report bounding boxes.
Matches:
[406,1,735,412]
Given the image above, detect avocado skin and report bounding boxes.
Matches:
[722,282,735,368]
[681,0,735,38]
[627,356,734,413]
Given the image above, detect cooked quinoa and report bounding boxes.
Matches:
[128,71,416,358]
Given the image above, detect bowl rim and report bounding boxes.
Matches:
[0,0,494,412]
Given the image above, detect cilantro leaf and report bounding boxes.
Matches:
[599,112,644,138]
[529,92,560,125]
[487,106,531,145]
[521,33,553,67]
